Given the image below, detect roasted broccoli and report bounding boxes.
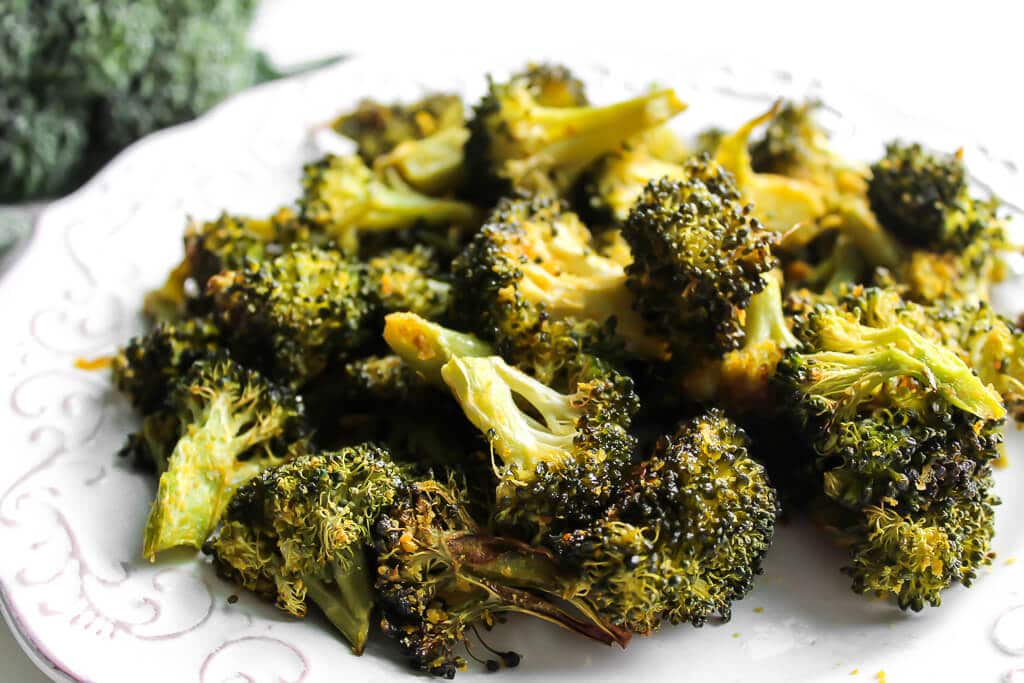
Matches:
[299,154,479,252]
[463,69,685,201]
[143,357,308,559]
[210,446,405,653]
[555,410,778,632]
[208,244,380,387]
[368,246,452,320]
[332,93,465,164]
[452,195,663,369]
[374,475,629,677]
[623,158,778,356]
[579,144,687,226]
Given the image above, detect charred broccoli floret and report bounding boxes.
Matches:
[555,410,778,632]
[331,93,464,163]
[298,154,478,252]
[208,244,380,387]
[144,208,312,321]
[463,69,685,201]
[112,316,222,415]
[373,476,629,678]
[143,357,308,559]
[452,195,662,367]
[622,158,778,355]
[210,445,405,653]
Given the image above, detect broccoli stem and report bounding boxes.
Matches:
[744,271,798,349]
[142,399,268,559]
[361,182,478,230]
[302,549,374,655]
[830,197,903,270]
[383,312,493,384]
[512,89,685,172]
[376,126,469,195]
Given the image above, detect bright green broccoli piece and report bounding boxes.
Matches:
[555,409,778,632]
[463,69,685,201]
[143,357,308,559]
[208,244,380,387]
[622,156,779,356]
[210,445,406,654]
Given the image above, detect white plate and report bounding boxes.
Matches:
[2,56,1024,683]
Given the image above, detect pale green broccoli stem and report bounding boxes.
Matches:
[361,181,478,230]
[383,312,493,385]
[377,126,469,195]
[440,356,577,477]
[143,397,272,559]
[831,198,903,270]
[302,548,374,655]
[744,271,798,348]
[504,89,686,176]
[813,316,1005,420]
[823,235,866,295]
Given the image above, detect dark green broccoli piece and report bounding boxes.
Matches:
[298,154,479,253]
[208,244,380,388]
[331,93,465,164]
[452,195,663,374]
[622,157,779,356]
[868,142,1001,250]
[463,70,685,202]
[555,410,778,632]
[111,316,223,415]
[210,446,405,654]
[373,475,630,678]
[143,357,308,559]
[0,87,91,201]
[144,208,315,322]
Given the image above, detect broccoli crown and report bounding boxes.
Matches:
[556,409,778,632]
[209,244,380,387]
[623,157,778,355]
[693,126,725,157]
[143,356,308,559]
[211,445,405,653]
[439,353,638,536]
[298,154,478,251]
[452,195,658,368]
[844,492,997,611]
[373,476,629,677]
[508,62,590,107]
[332,93,465,163]
[749,100,822,176]
[368,246,452,320]
[463,72,685,202]
[868,142,999,250]
[112,316,222,415]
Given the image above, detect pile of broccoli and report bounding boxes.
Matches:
[1,0,269,202]
[106,63,1021,677]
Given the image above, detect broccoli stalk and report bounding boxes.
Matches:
[382,312,494,385]
[375,126,470,196]
[143,358,307,559]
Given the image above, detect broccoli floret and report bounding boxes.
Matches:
[298,154,479,252]
[681,270,799,413]
[868,142,1000,251]
[144,208,314,322]
[331,93,465,164]
[210,446,405,654]
[208,244,380,388]
[555,410,778,632]
[463,70,685,202]
[112,316,223,415]
[579,144,687,226]
[692,126,725,157]
[452,195,664,367]
[714,104,828,233]
[622,158,779,355]
[508,62,591,107]
[143,357,308,559]
[0,87,91,201]
[368,246,452,320]
[373,475,630,677]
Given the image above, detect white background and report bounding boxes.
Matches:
[2,0,1022,679]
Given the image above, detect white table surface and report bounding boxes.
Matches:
[3,0,1022,679]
